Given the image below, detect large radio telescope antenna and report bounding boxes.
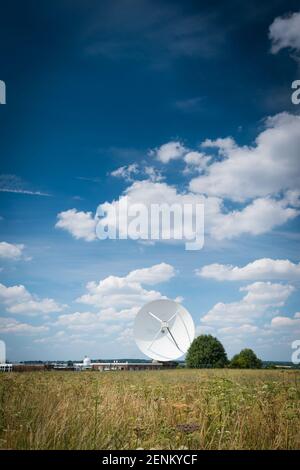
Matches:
[134,299,195,361]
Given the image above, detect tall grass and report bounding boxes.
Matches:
[0,369,299,449]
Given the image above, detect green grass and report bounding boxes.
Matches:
[0,369,300,449]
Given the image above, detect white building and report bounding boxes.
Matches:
[74,356,92,371]
[0,340,6,364]
[0,364,13,372]
[0,342,12,371]
[74,358,176,371]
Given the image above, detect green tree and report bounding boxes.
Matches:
[186,335,228,368]
[230,348,262,369]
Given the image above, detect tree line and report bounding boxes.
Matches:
[186,335,263,369]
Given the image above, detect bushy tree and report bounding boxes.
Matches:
[230,348,262,369]
[186,335,228,368]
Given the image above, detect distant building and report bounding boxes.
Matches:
[74,356,92,371]
[74,356,177,371]
[0,339,12,372]
[0,340,6,364]
[91,361,164,371]
[0,356,178,372]
[0,363,12,372]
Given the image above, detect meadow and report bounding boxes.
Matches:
[0,369,299,450]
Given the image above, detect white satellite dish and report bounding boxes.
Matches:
[134,299,195,361]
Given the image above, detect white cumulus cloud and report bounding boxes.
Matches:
[269,11,300,54]
[150,141,187,164]
[0,241,25,260]
[126,262,175,285]
[271,314,300,333]
[110,164,139,182]
[210,197,298,240]
[111,164,163,182]
[56,209,97,241]
[97,180,298,242]
[183,151,210,174]
[201,281,294,325]
[56,263,176,330]
[0,317,49,335]
[0,283,64,316]
[197,258,300,281]
[189,113,300,202]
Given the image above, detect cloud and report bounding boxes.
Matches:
[240,282,294,306]
[150,141,187,163]
[116,327,134,344]
[209,198,298,240]
[0,283,64,316]
[0,189,50,196]
[54,311,124,333]
[0,174,50,196]
[0,242,25,260]
[201,281,294,325]
[97,179,207,243]
[110,164,163,182]
[284,189,300,207]
[76,176,102,184]
[189,113,300,202]
[197,258,300,281]
[271,314,300,330]
[111,164,139,182]
[33,330,99,346]
[269,11,300,55]
[98,180,298,242]
[56,209,97,241]
[58,113,300,245]
[218,324,259,335]
[76,262,174,311]
[202,137,236,154]
[0,317,48,335]
[85,1,225,63]
[143,166,164,182]
[53,263,175,332]
[183,152,210,174]
[196,277,299,356]
[174,96,203,112]
[126,262,175,285]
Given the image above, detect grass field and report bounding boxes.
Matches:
[0,369,300,450]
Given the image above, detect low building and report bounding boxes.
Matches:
[91,361,160,371]
[73,356,178,371]
[0,358,178,372]
[74,356,92,371]
[51,363,75,371]
[0,363,13,372]
[91,361,177,371]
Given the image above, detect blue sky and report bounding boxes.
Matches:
[0,0,300,361]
